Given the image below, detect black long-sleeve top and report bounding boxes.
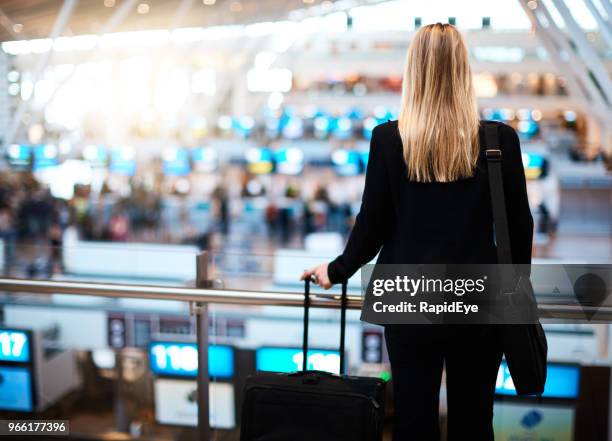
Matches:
[327,120,534,284]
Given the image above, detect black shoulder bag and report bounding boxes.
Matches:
[484,123,548,396]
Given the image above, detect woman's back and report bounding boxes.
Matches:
[326,119,533,284]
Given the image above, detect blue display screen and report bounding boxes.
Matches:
[0,329,31,363]
[496,361,580,399]
[32,144,59,171]
[245,147,273,174]
[162,148,191,176]
[0,366,34,412]
[331,149,361,176]
[149,342,234,379]
[110,148,136,176]
[7,144,31,166]
[192,147,218,172]
[256,347,341,375]
[274,148,304,175]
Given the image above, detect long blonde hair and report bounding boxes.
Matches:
[398,23,480,183]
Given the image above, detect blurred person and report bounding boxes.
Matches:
[0,203,15,270]
[303,24,533,441]
[109,210,130,242]
[212,185,230,236]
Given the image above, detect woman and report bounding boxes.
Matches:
[301,23,533,441]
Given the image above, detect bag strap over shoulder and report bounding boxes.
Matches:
[484,124,513,265]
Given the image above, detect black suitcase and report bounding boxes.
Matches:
[240,279,386,441]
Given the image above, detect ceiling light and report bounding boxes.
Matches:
[527,1,538,10]
[12,23,23,33]
[104,0,115,7]
[230,1,243,12]
[203,0,216,4]
[137,3,150,14]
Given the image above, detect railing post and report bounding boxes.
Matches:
[192,251,211,441]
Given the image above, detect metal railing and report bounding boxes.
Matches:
[0,252,609,439]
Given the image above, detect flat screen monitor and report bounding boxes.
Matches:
[0,329,31,363]
[274,147,304,175]
[522,152,548,180]
[245,147,273,174]
[32,144,59,171]
[154,378,235,429]
[82,144,108,167]
[162,148,191,176]
[496,361,580,399]
[149,342,234,379]
[256,347,341,375]
[7,144,31,167]
[331,149,361,176]
[192,147,218,173]
[110,148,136,176]
[493,402,574,441]
[0,366,34,412]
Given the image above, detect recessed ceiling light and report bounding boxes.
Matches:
[104,0,115,7]
[12,23,23,33]
[203,0,216,5]
[137,2,150,14]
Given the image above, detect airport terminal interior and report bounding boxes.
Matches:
[0,0,610,439]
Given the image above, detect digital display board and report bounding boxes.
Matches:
[256,347,341,375]
[82,144,108,167]
[331,149,361,176]
[0,329,31,363]
[7,144,31,167]
[493,402,574,441]
[496,361,580,399]
[274,147,304,175]
[245,147,273,174]
[149,342,234,379]
[192,147,218,173]
[522,152,547,180]
[110,147,136,176]
[32,144,59,171]
[154,379,235,429]
[162,148,191,176]
[0,366,34,412]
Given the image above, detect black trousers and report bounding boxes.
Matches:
[384,325,502,441]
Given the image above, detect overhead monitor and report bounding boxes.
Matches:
[162,147,191,176]
[110,147,136,176]
[192,147,218,173]
[274,147,304,175]
[245,147,273,175]
[32,144,59,171]
[6,144,31,168]
[0,328,31,363]
[522,152,548,180]
[149,342,234,379]
[256,347,341,375]
[331,149,361,176]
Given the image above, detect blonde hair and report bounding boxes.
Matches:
[398,23,480,183]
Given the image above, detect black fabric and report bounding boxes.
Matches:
[484,126,548,397]
[327,120,533,284]
[385,325,502,441]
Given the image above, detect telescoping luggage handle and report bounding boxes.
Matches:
[303,278,348,374]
